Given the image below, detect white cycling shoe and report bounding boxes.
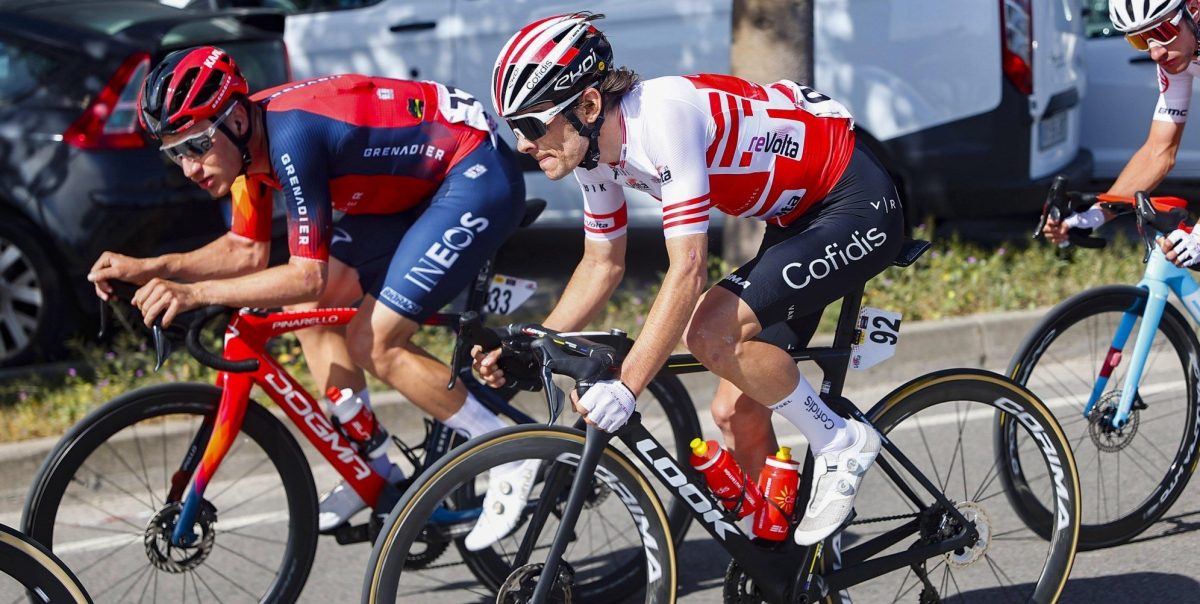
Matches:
[464,458,543,551]
[793,419,880,546]
[318,464,404,532]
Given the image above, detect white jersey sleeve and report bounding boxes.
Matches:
[576,168,628,240]
[641,99,713,238]
[1154,64,1193,123]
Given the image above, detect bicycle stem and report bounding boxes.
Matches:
[530,423,614,603]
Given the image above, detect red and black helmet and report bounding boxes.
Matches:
[491,12,612,118]
[137,46,248,139]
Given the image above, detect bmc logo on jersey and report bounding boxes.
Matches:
[1158,106,1188,118]
[748,131,800,159]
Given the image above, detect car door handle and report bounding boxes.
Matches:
[389,20,437,33]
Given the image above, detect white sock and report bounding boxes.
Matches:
[443,392,507,439]
[768,376,850,455]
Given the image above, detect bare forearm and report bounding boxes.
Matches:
[192,259,325,309]
[544,239,626,331]
[620,241,708,395]
[156,233,269,282]
[1109,140,1175,199]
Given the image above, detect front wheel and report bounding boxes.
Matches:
[21,383,319,603]
[1003,285,1200,549]
[827,370,1080,603]
[363,425,675,604]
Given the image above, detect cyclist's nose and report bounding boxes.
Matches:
[180,156,203,179]
[516,136,537,155]
[1150,44,1169,64]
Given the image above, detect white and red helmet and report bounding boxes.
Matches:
[491,12,613,119]
[1109,0,1184,33]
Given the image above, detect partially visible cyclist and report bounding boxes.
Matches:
[473,12,904,547]
[85,46,532,534]
[1046,0,1200,266]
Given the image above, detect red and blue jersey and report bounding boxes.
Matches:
[229,74,499,261]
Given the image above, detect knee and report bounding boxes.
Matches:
[685,315,739,369]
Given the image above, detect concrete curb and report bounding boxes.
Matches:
[0,307,1050,503]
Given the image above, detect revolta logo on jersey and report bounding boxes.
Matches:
[748,131,800,159]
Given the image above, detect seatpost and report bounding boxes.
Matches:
[530,423,614,602]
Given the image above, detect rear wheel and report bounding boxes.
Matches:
[827,370,1079,603]
[22,383,319,603]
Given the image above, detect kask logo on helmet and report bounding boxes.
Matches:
[202,48,222,69]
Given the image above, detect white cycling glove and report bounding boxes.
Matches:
[1063,206,1107,230]
[1166,228,1200,267]
[578,379,636,432]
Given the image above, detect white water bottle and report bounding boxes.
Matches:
[326,387,391,462]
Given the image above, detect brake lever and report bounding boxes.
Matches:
[447,310,502,390]
[152,322,172,372]
[538,359,565,424]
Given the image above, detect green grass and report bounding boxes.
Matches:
[0,225,1151,442]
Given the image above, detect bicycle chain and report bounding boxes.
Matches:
[850,511,920,525]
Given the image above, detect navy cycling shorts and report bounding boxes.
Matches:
[329,139,526,321]
[714,140,905,350]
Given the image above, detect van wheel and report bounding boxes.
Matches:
[0,217,68,367]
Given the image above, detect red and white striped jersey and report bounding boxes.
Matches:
[576,74,856,241]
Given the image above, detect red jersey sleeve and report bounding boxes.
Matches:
[229,175,273,242]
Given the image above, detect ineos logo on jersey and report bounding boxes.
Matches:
[782,228,887,290]
[266,75,341,101]
[554,51,596,91]
[403,213,491,292]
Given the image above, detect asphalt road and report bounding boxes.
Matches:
[5,357,1200,603]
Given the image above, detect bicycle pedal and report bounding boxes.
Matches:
[326,522,371,545]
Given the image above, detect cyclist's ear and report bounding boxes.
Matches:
[578,88,603,125]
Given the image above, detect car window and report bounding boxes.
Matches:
[183,0,384,14]
[1084,0,1119,37]
[0,34,85,106]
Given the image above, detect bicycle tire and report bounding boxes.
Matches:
[0,523,92,603]
[363,425,675,604]
[822,370,1079,604]
[1003,285,1200,550]
[21,382,319,603]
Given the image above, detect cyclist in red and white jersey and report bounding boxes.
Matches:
[1048,0,1200,265]
[475,12,904,546]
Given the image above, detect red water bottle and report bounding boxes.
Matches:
[689,438,762,518]
[753,446,801,541]
[327,386,390,459]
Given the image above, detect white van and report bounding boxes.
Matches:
[217,0,1091,225]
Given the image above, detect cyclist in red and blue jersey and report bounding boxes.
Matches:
[86,46,530,532]
[473,13,904,547]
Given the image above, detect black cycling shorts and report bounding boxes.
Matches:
[714,140,904,350]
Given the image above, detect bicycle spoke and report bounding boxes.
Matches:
[193,559,262,601]
[213,476,283,516]
[98,441,160,511]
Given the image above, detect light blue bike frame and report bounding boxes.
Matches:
[1085,243,1200,428]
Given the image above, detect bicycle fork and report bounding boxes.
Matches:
[1088,249,1200,429]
